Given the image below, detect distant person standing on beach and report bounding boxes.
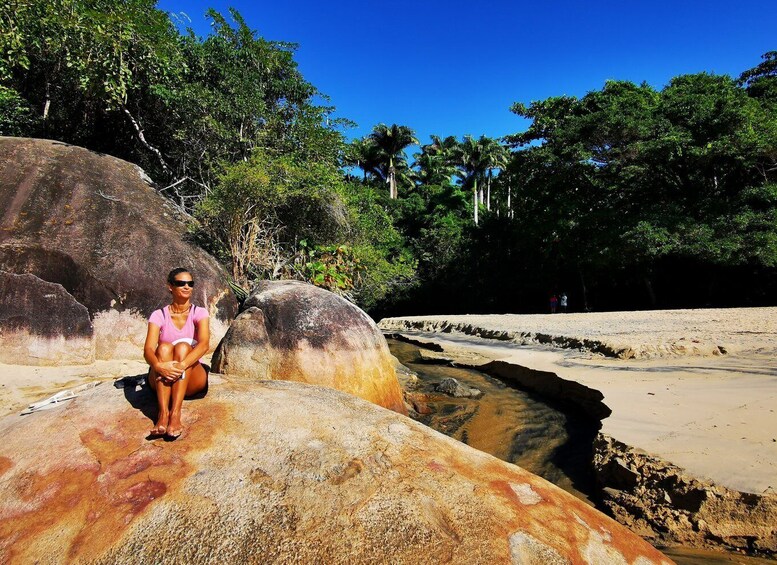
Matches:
[550,294,558,313]
[560,293,568,313]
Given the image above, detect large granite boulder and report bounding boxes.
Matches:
[0,376,671,564]
[0,137,237,365]
[213,280,406,414]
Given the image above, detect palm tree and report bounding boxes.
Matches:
[425,134,460,159]
[345,138,382,181]
[368,124,418,199]
[453,135,490,225]
[412,135,459,187]
[479,137,509,212]
[499,170,516,219]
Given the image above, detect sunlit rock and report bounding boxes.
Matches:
[0,137,237,364]
[436,377,482,398]
[0,377,672,564]
[213,280,406,414]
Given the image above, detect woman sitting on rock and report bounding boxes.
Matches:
[144,268,210,439]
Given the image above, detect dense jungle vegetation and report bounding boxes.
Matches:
[2,1,777,315]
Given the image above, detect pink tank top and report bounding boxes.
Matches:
[148,305,209,345]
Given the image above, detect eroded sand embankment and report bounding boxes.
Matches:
[379,307,777,359]
[380,308,777,555]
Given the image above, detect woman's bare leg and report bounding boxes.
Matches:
[149,343,174,435]
[167,343,208,437]
[184,359,208,396]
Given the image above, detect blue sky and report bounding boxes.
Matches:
[158,0,777,147]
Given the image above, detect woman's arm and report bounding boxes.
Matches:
[177,317,210,371]
[144,323,183,379]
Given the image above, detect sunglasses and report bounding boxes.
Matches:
[172,280,195,288]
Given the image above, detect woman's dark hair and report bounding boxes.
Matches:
[167,268,192,284]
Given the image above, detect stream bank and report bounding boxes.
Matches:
[388,338,600,504]
[387,333,777,561]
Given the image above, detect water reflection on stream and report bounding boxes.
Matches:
[387,338,598,504]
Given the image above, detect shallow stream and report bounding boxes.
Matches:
[388,338,599,503]
[387,338,776,565]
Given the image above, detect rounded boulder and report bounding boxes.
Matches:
[0,137,237,365]
[0,376,672,564]
[212,280,406,414]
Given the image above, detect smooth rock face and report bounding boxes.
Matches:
[213,280,407,414]
[0,377,671,564]
[0,137,237,364]
[0,272,93,364]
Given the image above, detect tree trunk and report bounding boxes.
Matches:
[507,185,512,219]
[473,179,479,225]
[43,81,51,127]
[123,107,171,176]
[486,171,492,211]
[578,267,589,312]
[389,156,396,199]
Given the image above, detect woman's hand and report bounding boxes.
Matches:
[154,360,184,383]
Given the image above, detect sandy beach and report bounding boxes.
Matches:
[0,359,150,416]
[380,307,777,495]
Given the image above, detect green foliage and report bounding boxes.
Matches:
[299,243,362,294]
[339,182,417,308]
[194,150,349,282]
[0,85,37,135]
[1,0,181,146]
[491,64,777,309]
[163,9,332,183]
[226,277,250,305]
[5,4,776,312]
[739,51,777,102]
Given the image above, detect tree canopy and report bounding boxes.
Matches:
[2,1,776,314]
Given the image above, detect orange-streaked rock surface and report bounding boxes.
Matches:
[0,376,672,564]
[213,280,407,414]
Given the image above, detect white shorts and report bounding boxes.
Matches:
[171,338,198,347]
